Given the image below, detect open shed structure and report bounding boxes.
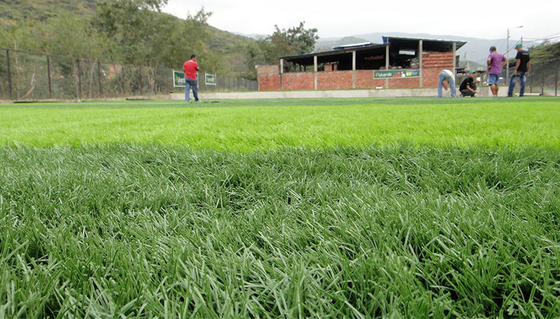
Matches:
[257,36,467,91]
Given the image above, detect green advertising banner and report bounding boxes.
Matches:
[205,74,216,86]
[374,69,420,79]
[174,71,215,87]
[173,70,185,87]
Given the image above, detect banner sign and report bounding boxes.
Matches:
[374,69,420,79]
[205,74,217,86]
[173,70,185,87]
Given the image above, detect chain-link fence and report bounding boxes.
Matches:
[0,48,257,101]
[196,73,258,93]
[521,58,560,96]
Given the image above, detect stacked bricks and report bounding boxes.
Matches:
[422,52,454,68]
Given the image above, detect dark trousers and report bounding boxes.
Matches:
[460,89,476,97]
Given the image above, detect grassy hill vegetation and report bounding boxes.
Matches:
[0,0,319,80]
[0,0,261,78]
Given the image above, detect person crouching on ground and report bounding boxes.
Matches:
[183,54,200,102]
[438,69,456,98]
[460,70,479,97]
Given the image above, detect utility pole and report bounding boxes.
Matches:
[506,25,523,85]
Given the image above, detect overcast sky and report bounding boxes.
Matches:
[162,0,559,43]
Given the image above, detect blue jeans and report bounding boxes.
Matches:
[185,78,199,102]
[438,72,456,98]
[507,71,526,97]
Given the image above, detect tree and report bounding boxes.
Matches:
[264,21,319,63]
[529,40,560,62]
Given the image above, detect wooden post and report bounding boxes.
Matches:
[6,49,13,100]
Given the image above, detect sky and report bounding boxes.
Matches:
[161,0,559,43]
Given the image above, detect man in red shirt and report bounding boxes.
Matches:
[183,54,199,102]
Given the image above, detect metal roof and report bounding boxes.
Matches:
[382,36,467,51]
[279,42,387,60]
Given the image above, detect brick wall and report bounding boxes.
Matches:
[388,77,421,88]
[318,71,353,90]
[257,51,455,90]
[259,74,281,91]
[356,71,386,89]
[422,68,445,87]
[283,73,315,91]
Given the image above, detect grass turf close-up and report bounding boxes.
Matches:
[1,97,559,318]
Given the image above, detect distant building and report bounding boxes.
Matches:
[257,36,466,91]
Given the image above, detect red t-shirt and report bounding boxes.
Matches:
[183,60,199,80]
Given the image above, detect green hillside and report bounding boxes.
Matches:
[0,0,97,20]
[0,0,258,77]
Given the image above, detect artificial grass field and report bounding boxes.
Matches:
[1,97,559,318]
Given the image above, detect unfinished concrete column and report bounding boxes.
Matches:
[314,55,318,90]
[352,51,356,89]
[280,58,284,90]
[419,40,423,88]
[385,45,390,88]
[452,42,457,81]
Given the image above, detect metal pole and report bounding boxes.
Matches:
[541,64,545,96]
[47,55,52,99]
[529,63,533,93]
[555,60,558,96]
[77,59,82,100]
[97,61,102,98]
[138,66,142,96]
[6,49,13,100]
[506,29,509,85]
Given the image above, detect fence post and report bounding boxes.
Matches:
[97,61,102,98]
[530,65,533,93]
[541,63,545,96]
[138,66,142,96]
[6,49,13,100]
[47,55,52,99]
[77,59,82,100]
[555,60,559,97]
